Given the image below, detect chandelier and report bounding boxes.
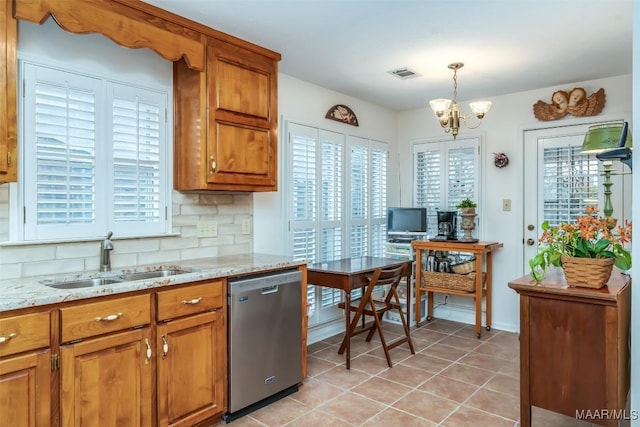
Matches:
[429,63,492,139]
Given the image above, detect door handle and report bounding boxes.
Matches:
[526,238,535,246]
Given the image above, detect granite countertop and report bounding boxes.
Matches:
[0,253,306,312]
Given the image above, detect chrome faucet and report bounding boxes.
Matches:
[100,231,114,272]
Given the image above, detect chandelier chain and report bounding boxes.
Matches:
[452,69,458,103]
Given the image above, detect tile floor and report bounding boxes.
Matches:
[223,319,629,427]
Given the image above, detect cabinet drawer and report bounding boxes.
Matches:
[0,312,50,357]
[60,294,150,343]
[157,281,224,321]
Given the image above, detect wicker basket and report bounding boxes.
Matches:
[561,256,614,289]
[422,271,485,292]
[450,258,476,274]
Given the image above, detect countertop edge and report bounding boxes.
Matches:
[0,254,307,313]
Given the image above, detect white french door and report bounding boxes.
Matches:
[523,119,632,271]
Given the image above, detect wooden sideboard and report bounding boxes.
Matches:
[508,268,631,427]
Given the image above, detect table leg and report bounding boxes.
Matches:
[486,251,493,332]
[414,248,422,325]
[345,290,351,369]
[474,255,483,338]
[521,404,532,427]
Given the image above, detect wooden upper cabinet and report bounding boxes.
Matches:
[9,0,281,191]
[0,1,17,183]
[174,38,279,192]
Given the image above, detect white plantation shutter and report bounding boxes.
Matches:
[109,83,165,235]
[350,139,368,257]
[447,145,476,208]
[21,62,168,241]
[413,137,480,237]
[370,143,387,257]
[414,145,442,236]
[23,64,102,240]
[287,122,388,326]
[542,142,599,226]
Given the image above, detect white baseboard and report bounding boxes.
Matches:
[308,319,344,345]
[308,302,518,345]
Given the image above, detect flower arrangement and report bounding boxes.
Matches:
[529,206,632,282]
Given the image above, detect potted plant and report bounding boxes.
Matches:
[455,198,477,213]
[456,198,477,241]
[529,206,632,287]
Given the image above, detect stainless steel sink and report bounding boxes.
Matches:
[42,268,194,289]
[46,277,123,289]
[120,269,191,281]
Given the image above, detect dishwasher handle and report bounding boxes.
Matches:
[261,285,279,294]
[229,270,302,294]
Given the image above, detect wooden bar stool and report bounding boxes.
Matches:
[338,263,415,367]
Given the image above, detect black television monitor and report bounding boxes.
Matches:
[387,207,427,233]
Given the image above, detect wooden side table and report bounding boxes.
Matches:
[411,240,503,338]
[509,268,631,427]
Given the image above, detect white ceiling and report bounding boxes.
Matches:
[143,0,632,112]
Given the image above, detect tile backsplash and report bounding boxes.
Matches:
[0,186,253,280]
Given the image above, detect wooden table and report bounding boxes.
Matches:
[307,257,410,369]
[411,240,503,338]
[509,268,631,427]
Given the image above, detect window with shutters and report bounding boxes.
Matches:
[413,137,480,237]
[287,122,388,327]
[20,61,170,241]
[541,142,599,226]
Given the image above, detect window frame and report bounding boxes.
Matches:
[285,121,389,327]
[412,136,481,238]
[14,57,172,243]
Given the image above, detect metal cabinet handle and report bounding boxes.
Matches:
[181,297,203,305]
[162,335,169,359]
[144,338,152,364]
[210,156,217,174]
[95,312,123,322]
[0,333,17,344]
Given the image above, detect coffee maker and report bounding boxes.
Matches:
[433,211,457,241]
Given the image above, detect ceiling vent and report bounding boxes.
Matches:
[388,67,420,80]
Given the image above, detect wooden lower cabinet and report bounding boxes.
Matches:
[157,311,225,427]
[0,349,51,426]
[59,328,153,427]
[509,269,631,427]
[0,310,51,426]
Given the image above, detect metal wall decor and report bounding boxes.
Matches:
[325,104,359,126]
[533,87,605,121]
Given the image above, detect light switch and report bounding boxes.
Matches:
[502,199,512,212]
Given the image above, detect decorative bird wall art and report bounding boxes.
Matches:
[533,88,605,121]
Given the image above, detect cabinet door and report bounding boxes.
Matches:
[0,0,18,183]
[206,42,277,190]
[60,328,153,427]
[157,311,225,427]
[0,349,51,426]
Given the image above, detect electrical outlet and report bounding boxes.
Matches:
[502,199,512,212]
[241,218,252,235]
[197,220,218,238]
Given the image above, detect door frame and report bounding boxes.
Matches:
[518,112,632,277]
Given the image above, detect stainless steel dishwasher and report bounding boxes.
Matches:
[223,269,303,423]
